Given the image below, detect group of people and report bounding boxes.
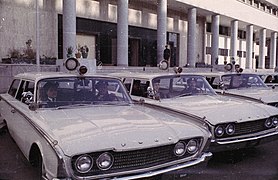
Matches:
[41,80,117,107]
[148,77,200,100]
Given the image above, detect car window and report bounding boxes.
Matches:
[222,74,267,89]
[37,77,132,108]
[15,80,25,101]
[122,78,132,91]
[8,79,20,97]
[149,75,215,99]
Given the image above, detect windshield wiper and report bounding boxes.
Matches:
[55,103,94,109]
[94,101,130,106]
[178,93,192,97]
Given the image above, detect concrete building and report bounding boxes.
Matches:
[0,0,277,70]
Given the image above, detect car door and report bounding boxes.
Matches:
[2,79,36,156]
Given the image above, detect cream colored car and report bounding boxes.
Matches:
[202,72,278,107]
[0,71,212,179]
[114,72,278,152]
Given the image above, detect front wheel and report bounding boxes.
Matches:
[30,147,46,179]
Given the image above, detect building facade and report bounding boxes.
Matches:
[0,0,277,70]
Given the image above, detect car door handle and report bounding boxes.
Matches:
[11,109,16,113]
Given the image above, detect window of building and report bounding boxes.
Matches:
[219,48,229,56]
[238,30,246,39]
[219,26,229,36]
[273,9,277,15]
[260,3,265,11]
[254,0,259,8]
[267,6,271,13]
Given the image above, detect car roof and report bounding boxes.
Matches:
[14,72,120,82]
[110,72,205,80]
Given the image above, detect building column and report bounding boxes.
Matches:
[246,25,253,69]
[270,32,277,69]
[63,0,76,59]
[211,14,220,66]
[200,17,207,65]
[258,28,266,69]
[117,0,129,66]
[157,0,167,65]
[100,0,109,21]
[230,20,238,63]
[187,8,197,67]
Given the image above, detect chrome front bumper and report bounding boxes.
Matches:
[209,131,278,152]
[115,152,212,180]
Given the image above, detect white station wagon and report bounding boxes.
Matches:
[202,72,278,108]
[113,71,278,152]
[0,60,212,179]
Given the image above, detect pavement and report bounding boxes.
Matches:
[1,126,278,180]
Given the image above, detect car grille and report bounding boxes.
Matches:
[71,137,202,177]
[217,118,277,139]
[233,119,270,136]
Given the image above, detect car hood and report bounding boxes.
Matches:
[35,105,204,156]
[145,95,278,126]
[223,88,278,104]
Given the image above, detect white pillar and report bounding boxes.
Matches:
[117,0,129,66]
[36,0,40,71]
[230,20,238,62]
[63,0,76,59]
[187,8,196,67]
[270,32,277,69]
[246,25,253,69]
[258,28,266,69]
[211,15,219,66]
[157,0,167,65]
[100,0,109,21]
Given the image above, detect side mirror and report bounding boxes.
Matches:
[138,98,145,104]
[29,102,39,111]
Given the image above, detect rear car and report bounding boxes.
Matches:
[113,71,278,152]
[203,72,278,108]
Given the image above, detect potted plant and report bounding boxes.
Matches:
[66,46,74,58]
[75,45,82,58]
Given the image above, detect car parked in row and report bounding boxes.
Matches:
[112,70,278,152]
[201,72,278,107]
[257,72,278,88]
[0,58,212,180]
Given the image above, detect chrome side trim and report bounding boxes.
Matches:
[1,97,69,177]
[215,90,265,104]
[141,101,207,125]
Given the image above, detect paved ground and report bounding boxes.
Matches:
[0,127,278,180]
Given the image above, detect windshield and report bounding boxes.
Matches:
[149,75,216,99]
[221,74,267,89]
[36,77,132,108]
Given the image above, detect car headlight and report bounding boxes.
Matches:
[265,118,273,128]
[186,139,199,154]
[174,142,186,156]
[96,153,114,170]
[272,117,278,127]
[226,123,235,135]
[75,154,93,173]
[215,125,225,137]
